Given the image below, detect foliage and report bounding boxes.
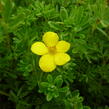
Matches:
[0,0,109,109]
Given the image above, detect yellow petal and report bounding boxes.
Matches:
[42,32,59,47]
[56,41,70,53]
[39,54,56,72]
[54,53,70,65]
[31,42,48,55]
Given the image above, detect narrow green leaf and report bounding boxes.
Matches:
[60,7,68,21]
[46,93,53,101]
[54,75,63,87]
[47,74,53,83]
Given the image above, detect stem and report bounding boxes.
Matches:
[0,90,9,96]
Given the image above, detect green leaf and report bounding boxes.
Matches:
[39,82,49,93]
[47,74,53,83]
[97,27,109,40]
[1,0,14,22]
[48,21,62,30]
[54,75,63,87]
[9,91,18,102]
[83,106,91,109]
[73,103,83,109]
[72,90,80,97]
[59,87,69,93]
[46,92,53,101]
[40,82,49,88]
[60,7,68,21]
[53,91,59,98]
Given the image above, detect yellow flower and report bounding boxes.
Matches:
[31,32,71,72]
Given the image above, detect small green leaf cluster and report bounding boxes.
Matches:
[39,74,69,101]
[39,74,90,109]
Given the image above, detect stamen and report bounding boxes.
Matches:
[49,46,56,54]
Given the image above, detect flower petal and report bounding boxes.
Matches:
[39,54,56,72]
[54,53,70,65]
[31,42,48,55]
[56,41,70,53]
[42,32,59,47]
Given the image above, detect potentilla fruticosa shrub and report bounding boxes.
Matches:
[0,0,109,109]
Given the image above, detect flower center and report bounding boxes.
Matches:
[48,46,57,54]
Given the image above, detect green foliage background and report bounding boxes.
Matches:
[0,0,109,109]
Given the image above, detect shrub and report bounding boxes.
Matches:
[0,0,109,109]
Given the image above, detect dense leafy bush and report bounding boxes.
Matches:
[0,0,109,109]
